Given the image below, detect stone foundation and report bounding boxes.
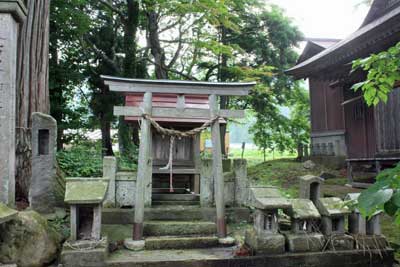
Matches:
[285,233,325,252]
[245,229,285,254]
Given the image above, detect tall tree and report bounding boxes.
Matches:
[16,0,51,200]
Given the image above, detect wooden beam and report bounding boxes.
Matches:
[114,106,245,119]
[133,92,153,241]
[209,94,227,238]
[102,76,253,96]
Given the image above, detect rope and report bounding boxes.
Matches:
[64,238,106,251]
[143,113,219,138]
[142,114,219,192]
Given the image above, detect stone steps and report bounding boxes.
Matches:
[152,193,200,201]
[152,200,199,206]
[102,207,251,224]
[144,236,219,250]
[144,221,217,236]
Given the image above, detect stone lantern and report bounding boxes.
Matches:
[316,197,354,250]
[345,193,388,250]
[245,187,291,254]
[285,199,325,252]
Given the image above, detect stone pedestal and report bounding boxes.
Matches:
[0,0,26,206]
[327,235,354,250]
[285,233,325,252]
[245,228,285,254]
[29,113,57,213]
[61,238,108,267]
[354,235,388,250]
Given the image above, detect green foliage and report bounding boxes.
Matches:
[351,42,400,106]
[358,163,400,224]
[57,142,103,177]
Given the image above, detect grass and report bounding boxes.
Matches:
[229,148,296,166]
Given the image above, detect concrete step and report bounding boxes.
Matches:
[152,200,199,206]
[145,236,219,250]
[144,221,216,236]
[102,207,251,224]
[152,194,200,201]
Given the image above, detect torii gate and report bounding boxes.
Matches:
[102,76,254,241]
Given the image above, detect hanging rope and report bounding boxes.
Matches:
[142,114,220,192]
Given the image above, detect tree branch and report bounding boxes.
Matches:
[146,58,198,81]
[98,0,126,23]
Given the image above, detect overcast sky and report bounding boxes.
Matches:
[269,0,370,40]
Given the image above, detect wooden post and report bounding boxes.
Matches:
[209,94,227,238]
[347,161,354,185]
[133,92,152,240]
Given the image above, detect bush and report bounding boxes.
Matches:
[57,141,103,177]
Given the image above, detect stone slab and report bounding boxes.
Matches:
[288,199,320,220]
[327,234,354,251]
[145,236,219,250]
[0,203,17,224]
[61,238,108,267]
[285,233,325,252]
[143,221,216,236]
[65,178,109,204]
[245,229,285,255]
[0,14,18,206]
[30,112,58,213]
[317,198,350,217]
[102,207,251,224]
[106,247,395,267]
[0,0,27,22]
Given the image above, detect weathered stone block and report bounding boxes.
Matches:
[285,233,325,252]
[0,13,21,206]
[327,235,354,251]
[103,157,117,207]
[233,159,248,206]
[245,228,285,255]
[354,235,388,250]
[200,159,214,207]
[61,238,108,267]
[29,113,57,213]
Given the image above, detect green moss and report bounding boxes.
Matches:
[65,178,108,204]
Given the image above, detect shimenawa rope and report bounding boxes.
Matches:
[142,114,219,192]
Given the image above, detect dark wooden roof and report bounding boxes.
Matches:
[361,0,400,27]
[287,1,400,79]
[297,39,341,64]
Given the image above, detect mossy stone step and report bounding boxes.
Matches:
[152,200,199,206]
[145,236,219,250]
[144,221,217,236]
[152,194,200,201]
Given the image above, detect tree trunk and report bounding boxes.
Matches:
[119,0,140,153]
[219,26,229,157]
[101,114,114,156]
[15,0,50,201]
[147,9,168,79]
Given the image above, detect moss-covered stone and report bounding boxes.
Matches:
[65,178,109,204]
[317,197,350,217]
[0,211,62,267]
[289,199,320,220]
[0,203,17,224]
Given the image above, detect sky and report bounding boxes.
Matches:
[268,0,370,40]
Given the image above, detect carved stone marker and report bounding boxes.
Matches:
[29,112,57,213]
[0,0,26,206]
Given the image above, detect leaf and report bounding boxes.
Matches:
[384,199,398,216]
[358,188,393,217]
[393,191,400,207]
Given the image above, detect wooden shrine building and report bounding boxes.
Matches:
[102,75,255,241]
[287,0,400,187]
